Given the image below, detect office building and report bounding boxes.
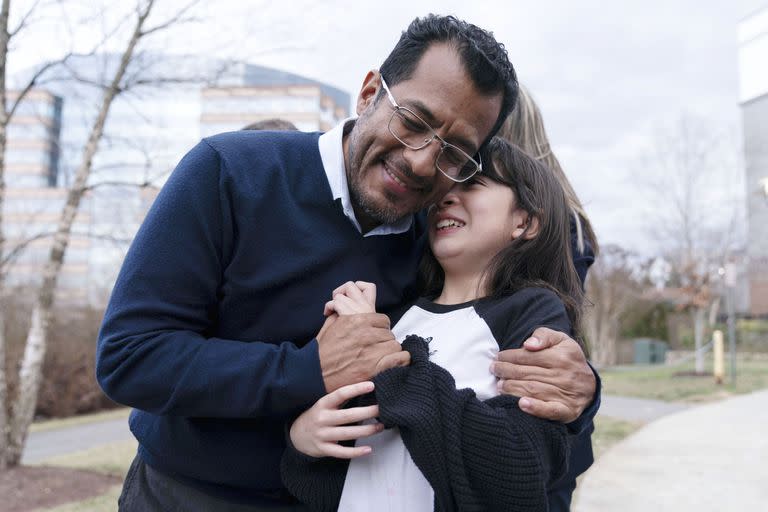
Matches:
[738,6,768,315]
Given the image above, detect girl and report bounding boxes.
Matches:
[281,137,585,512]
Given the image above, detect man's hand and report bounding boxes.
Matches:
[317,313,405,393]
[491,327,595,423]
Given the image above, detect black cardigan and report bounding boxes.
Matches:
[281,335,570,512]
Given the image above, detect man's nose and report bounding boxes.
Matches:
[403,141,440,179]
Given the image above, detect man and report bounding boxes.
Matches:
[97,15,598,511]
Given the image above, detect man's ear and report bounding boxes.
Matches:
[356,70,381,115]
[511,212,540,240]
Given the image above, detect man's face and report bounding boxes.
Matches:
[343,43,503,232]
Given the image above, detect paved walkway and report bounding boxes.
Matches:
[22,394,680,465]
[598,394,690,422]
[574,388,768,511]
[22,394,677,465]
[23,417,131,464]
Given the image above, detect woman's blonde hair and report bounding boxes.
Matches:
[498,85,599,255]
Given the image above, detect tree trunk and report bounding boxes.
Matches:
[693,307,706,374]
[0,0,12,469]
[585,303,621,368]
[0,306,7,470]
[3,0,154,467]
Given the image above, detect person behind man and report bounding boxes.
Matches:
[499,84,601,510]
[96,15,598,511]
[242,118,299,131]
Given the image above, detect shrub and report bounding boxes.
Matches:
[3,292,117,419]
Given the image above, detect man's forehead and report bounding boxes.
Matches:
[395,44,501,136]
[393,85,501,152]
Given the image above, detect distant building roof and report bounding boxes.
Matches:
[242,64,350,108]
[13,54,350,110]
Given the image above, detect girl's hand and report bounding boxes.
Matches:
[289,381,383,458]
[324,281,377,316]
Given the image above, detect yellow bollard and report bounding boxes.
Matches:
[713,330,724,385]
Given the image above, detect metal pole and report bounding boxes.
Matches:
[724,263,737,386]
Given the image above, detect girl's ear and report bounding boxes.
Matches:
[510,212,540,240]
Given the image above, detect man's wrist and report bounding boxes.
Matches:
[565,362,601,435]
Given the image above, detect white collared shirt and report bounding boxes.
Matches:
[318,118,413,237]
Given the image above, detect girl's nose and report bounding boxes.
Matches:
[438,188,460,207]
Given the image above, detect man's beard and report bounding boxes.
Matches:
[346,129,410,227]
[348,175,405,226]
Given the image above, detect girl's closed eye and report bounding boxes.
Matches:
[461,176,487,189]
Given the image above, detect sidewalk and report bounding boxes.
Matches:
[575,388,768,511]
[598,394,689,422]
[23,417,130,464]
[22,394,673,465]
[20,393,683,465]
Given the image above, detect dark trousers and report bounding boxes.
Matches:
[118,455,309,512]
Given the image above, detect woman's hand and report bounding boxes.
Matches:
[289,381,383,458]
[324,281,377,316]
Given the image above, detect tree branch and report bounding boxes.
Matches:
[6,55,70,119]
[140,0,201,37]
[7,0,42,37]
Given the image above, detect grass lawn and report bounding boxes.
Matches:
[30,438,136,511]
[41,486,123,512]
[30,408,130,434]
[600,354,768,403]
[591,416,643,458]
[36,439,137,477]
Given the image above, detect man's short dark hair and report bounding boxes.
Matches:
[379,14,518,148]
[242,118,298,131]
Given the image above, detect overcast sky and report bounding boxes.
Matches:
[10,0,767,254]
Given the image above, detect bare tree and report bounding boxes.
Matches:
[0,0,75,469]
[584,245,646,367]
[0,0,205,469]
[637,114,742,374]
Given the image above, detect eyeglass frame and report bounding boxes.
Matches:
[379,76,483,183]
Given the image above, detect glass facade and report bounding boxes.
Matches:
[4,58,350,306]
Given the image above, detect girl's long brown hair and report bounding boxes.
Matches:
[419,138,585,345]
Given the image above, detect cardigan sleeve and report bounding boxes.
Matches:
[374,335,570,512]
[95,140,325,419]
[280,435,349,512]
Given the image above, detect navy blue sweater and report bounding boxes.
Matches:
[95,131,426,504]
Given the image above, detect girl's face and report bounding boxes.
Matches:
[428,175,531,274]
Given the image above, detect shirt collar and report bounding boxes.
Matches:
[318,117,413,237]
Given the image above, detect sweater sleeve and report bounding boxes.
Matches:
[374,335,570,512]
[493,288,601,437]
[569,216,595,287]
[280,435,348,512]
[95,140,325,418]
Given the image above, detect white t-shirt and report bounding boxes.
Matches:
[337,298,500,512]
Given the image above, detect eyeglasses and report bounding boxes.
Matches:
[380,77,482,183]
